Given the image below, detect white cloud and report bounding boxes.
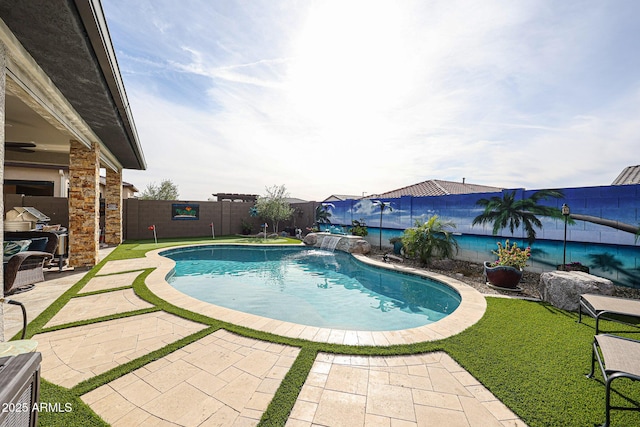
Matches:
[107,0,640,200]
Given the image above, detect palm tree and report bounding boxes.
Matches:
[372,200,392,249]
[315,203,333,227]
[472,189,566,245]
[402,215,459,266]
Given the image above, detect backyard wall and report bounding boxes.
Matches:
[122,199,318,240]
[323,184,640,288]
[5,186,639,288]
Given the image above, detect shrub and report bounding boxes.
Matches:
[401,215,459,266]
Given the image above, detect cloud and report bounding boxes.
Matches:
[107,0,640,201]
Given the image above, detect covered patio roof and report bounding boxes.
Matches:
[0,0,146,172]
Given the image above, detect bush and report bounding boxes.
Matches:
[402,215,459,266]
[349,219,368,237]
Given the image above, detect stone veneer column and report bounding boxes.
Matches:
[104,169,123,245]
[0,41,6,339]
[68,140,100,267]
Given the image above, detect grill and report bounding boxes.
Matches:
[4,207,50,232]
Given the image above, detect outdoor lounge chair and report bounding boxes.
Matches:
[588,334,640,426]
[3,231,58,295]
[0,298,38,355]
[579,294,640,335]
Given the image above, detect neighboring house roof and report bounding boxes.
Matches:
[285,198,308,204]
[213,193,258,202]
[323,195,362,202]
[612,165,640,185]
[370,179,504,198]
[123,181,139,192]
[98,176,138,192]
[0,0,146,170]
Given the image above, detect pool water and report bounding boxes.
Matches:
[162,245,461,331]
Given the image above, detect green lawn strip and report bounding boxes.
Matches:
[442,297,640,427]
[106,236,301,261]
[93,268,147,277]
[36,307,162,334]
[259,347,319,426]
[75,285,133,297]
[39,380,109,427]
[70,326,218,396]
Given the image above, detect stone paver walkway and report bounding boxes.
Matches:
[82,329,299,426]
[5,246,527,426]
[35,311,207,388]
[288,352,525,427]
[45,288,154,327]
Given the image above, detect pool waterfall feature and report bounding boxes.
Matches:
[303,232,371,254]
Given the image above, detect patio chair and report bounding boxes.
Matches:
[3,231,58,295]
[578,294,640,335]
[0,298,38,355]
[587,334,640,426]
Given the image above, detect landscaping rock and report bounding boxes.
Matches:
[303,233,318,246]
[540,271,615,311]
[430,259,456,271]
[303,233,371,254]
[350,239,371,254]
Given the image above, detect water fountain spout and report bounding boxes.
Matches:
[319,235,341,251]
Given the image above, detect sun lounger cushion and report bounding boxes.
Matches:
[3,240,31,261]
[589,334,640,426]
[579,294,640,334]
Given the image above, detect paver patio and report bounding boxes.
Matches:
[82,329,299,426]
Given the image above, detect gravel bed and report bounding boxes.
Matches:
[365,249,640,301]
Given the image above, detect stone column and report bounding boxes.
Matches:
[68,140,100,267]
[0,41,6,339]
[104,168,123,245]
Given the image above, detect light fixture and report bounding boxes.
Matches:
[562,204,570,269]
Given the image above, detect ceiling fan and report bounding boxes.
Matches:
[4,141,36,153]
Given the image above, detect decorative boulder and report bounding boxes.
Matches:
[350,239,371,254]
[303,233,318,246]
[540,271,615,311]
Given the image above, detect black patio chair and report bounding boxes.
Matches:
[587,334,640,426]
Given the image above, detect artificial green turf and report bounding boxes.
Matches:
[27,238,640,426]
[442,298,640,426]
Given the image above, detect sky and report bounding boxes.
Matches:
[101,0,640,202]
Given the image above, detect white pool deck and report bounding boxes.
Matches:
[2,245,527,426]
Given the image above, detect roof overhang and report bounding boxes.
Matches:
[0,0,146,171]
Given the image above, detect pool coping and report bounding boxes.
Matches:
[144,244,487,345]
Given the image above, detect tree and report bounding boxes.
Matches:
[139,179,179,200]
[472,189,565,245]
[315,203,333,226]
[255,184,294,234]
[372,200,393,250]
[402,216,459,266]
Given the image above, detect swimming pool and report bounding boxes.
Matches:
[161,245,461,331]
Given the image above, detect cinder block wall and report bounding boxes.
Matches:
[2,196,318,241]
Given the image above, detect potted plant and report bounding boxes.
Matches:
[389,236,404,255]
[484,240,531,289]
